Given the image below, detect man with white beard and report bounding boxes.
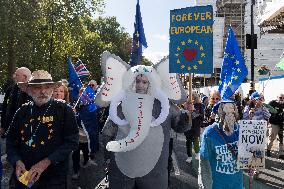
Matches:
[6,70,79,189]
[198,101,244,189]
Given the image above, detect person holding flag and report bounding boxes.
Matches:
[199,27,248,189]
[76,85,100,162]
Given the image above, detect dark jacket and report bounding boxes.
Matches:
[268,100,284,126]
[1,84,32,132]
[185,103,204,138]
[6,100,79,178]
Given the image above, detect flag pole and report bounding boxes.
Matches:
[72,87,87,110]
[187,73,193,126]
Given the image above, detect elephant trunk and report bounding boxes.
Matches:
[107,89,169,152]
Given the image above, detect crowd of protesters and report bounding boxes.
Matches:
[0,66,283,189]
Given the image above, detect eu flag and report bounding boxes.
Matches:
[80,86,98,112]
[218,27,248,100]
[130,0,148,67]
[67,57,83,101]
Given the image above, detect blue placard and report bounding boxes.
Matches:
[169,6,213,74]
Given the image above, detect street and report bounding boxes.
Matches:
[1,133,198,189]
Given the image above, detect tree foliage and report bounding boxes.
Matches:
[0,0,148,91]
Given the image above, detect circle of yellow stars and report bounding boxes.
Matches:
[21,116,54,148]
[175,38,206,71]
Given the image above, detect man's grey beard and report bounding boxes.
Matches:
[223,114,236,136]
[31,94,52,106]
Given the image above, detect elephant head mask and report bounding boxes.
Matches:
[95,51,186,152]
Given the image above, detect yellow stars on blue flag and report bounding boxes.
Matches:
[173,38,207,73]
[218,27,248,100]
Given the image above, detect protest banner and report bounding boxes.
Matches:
[169,5,213,74]
[237,120,267,169]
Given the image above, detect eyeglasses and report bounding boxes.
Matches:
[211,98,219,100]
[89,84,95,87]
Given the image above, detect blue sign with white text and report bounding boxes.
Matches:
[169,6,213,74]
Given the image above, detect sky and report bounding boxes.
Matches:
[102,0,196,64]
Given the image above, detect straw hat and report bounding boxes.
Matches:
[18,70,61,88]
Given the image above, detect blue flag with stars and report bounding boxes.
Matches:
[67,57,83,101]
[218,27,248,100]
[130,0,148,67]
[80,86,98,112]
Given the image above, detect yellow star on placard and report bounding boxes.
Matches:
[181,65,185,69]
[176,59,180,64]
[175,53,179,57]
[201,53,206,57]
[181,41,186,46]
[237,68,241,72]
[233,76,238,80]
[187,66,191,70]
[219,80,222,85]
[198,60,203,65]
[193,65,198,70]
[188,39,192,43]
[228,81,232,86]
[177,46,180,51]
[224,53,228,58]
[41,141,45,145]
[200,45,204,51]
[195,40,199,45]
[231,55,235,59]
[235,60,240,65]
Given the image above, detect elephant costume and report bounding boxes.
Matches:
[95,51,190,189]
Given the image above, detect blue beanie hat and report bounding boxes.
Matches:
[250,91,261,100]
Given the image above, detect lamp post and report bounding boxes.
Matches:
[250,0,256,94]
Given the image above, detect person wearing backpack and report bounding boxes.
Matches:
[6,70,79,189]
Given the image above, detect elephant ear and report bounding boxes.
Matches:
[153,57,187,104]
[95,51,131,107]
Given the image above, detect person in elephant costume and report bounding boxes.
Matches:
[95,52,191,189]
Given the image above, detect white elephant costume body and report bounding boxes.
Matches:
[96,52,190,189]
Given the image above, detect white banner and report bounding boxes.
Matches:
[237,120,267,169]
